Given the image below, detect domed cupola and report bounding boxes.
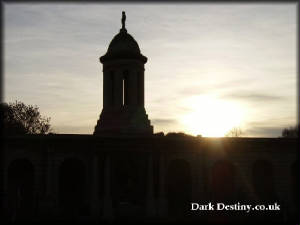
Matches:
[100,28,147,63]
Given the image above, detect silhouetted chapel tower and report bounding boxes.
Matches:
[94,12,153,135]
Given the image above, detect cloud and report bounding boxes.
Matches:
[180,87,209,96]
[244,126,283,137]
[53,125,93,134]
[151,118,177,126]
[243,119,298,137]
[179,79,256,96]
[222,92,285,102]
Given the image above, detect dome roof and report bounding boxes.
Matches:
[100,28,147,63]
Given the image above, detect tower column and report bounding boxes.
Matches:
[128,70,138,106]
[137,69,145,107]
[103,70,112,109]
[114,70,123,108]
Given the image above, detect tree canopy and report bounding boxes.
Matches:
[225,127,243,137]
[1,101,52,135]
[165,132,195,138]
[282,125,299,138]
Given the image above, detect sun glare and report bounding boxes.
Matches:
[180,95,245,137]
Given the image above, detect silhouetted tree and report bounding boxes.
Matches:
[1,101,52,135]
[225,127,243,137]
[165,132,194,138]
[282,124,299,138]
[154,132,164,137]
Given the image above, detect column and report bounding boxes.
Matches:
[45,153,52,196]
[52,159,60,215]
[139,69,145,107]
[114,70,123,108]
[273,162,291,221]
[90,156,100,219]
[158,154,167,217]
[103,155,113,220]
[42,150,56,216]
[128,70,138,106]
[123,70,129,106]
[34,160,42,216]
[3,160,9,218]
[146,154,156,217]
[103,71,112,109]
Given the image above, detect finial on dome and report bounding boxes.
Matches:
[121,11,126,31]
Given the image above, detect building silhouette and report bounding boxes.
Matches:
[94,12,152,136]
[2,12,299,224]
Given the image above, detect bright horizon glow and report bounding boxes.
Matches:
[180,95,245,137]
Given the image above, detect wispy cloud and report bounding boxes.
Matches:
[151,118,177,126]
[244,126,283,137]
[222,92,285,102]
[179,79,256,96]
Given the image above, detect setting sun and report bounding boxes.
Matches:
[180,95,245,137]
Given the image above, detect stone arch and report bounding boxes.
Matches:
[211,160,236,202]
[112,152,147,217]
[252,160,277,203]
[58,157,87,218]
[7,158,35,220]
[166,158,192,217]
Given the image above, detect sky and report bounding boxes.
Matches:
[4,3,298,137]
